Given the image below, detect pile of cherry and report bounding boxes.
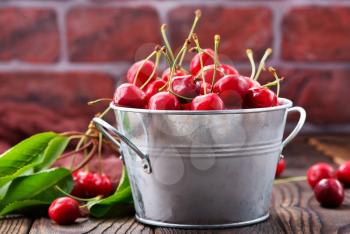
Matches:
[114,10,282,111]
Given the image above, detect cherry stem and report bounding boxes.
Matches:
[192,34,207,95]
[98,133,103,175]
[254,48,272,81]
[268,67,282,97]
[73,141,98,172]
[263,77,284,88]
[88,98,112,105]
[160,24,175,62]
[178,9,202,67]
[168,90,193,100]
[274,176,307,185]
[55,186,100,202]
[160,47,172,68]
[140,47,162,90]
[59,140,93,160]
[246,49,256,80]
[133,50,157,86]
[211,34,220,92]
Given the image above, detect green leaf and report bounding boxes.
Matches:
[89,166,133,218]
[0,200,48,216]
[0,167,73,216]
[0,132,58,186]
[34,135,70,171]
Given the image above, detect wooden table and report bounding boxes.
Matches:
[1,136,350,234]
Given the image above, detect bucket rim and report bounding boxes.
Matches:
[110,98,293,115]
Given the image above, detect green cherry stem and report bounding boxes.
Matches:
[274,176,307,185]
[55,186,102,202]
[268,67,283,97]
[140,47,163,90]
[133,50,157,86]
[262,77,284,88]
[178,9,202,67]
[160,24,175,62]
[211,34,220,92]
[246,49,256,80]
[192,34,207,95]
[254,48,272,81]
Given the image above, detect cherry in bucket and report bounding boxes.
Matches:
[48,197,81,225]
[113,83,146,109]
[148,92,181,110]
[191,93,224,110]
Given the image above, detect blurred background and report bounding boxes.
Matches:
[0,0,350,150]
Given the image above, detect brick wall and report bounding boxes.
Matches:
[1,0,350,144]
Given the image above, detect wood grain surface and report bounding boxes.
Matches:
[3,137,350,234]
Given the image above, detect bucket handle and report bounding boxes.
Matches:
[282,106,306,149]
[93,117,152,174]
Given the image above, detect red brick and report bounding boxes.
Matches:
[0,72,115,144]
[168,6,273,62]
[282,7,350,61]
[67,7,161,62]
[0,8,59,63]
[279,69,350,124]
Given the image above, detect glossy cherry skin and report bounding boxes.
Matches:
[181,102,192,110]
[170,75,200,103]
[220,64,239,76]
[190,48,216,76]
[71,170,95,198]
[161,68,187,82]
[314,178,344,208]
[243,87,278,108]
[148,92,181,110]
[145,80,167,101]
[275,158,286,178]
[213,75,254,109]
[113,83,146,109]
[199,81,212,95]
[191,93,224,110]
[307,163,335,188]
[127,60,157,87]
[48,197,80,225]
[336,161,350,187]
[92,173,113,197]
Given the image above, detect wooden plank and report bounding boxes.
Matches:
[0,215,32,234]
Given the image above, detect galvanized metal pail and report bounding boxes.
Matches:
[93,98,306,228]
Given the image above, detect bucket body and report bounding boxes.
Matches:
[94,98,306,228]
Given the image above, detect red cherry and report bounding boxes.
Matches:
[161,68,187,82]
[336,161,350,187]
[314,178,344,208]
[148,92,181,110]
[92,173,113,197]
[145,80,167,101]
[200,65,225,84]
[48,197,80,225]
[213,75,253,109]
[199,81,212,95]
[191,93,224,110]
[190,48,216,76]
[275,158,286,178]
[307,163,335,188]
[113,83,146,109]
[243,87,278,108]
[127,60,157,87]
[220,64,239,76]
[71,170,95,198]
[170,75,200,102]
[181,102,192,110]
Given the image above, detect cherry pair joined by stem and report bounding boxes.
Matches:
[127,60,157,88]
[71,170,113,198]
[48,197,80,225]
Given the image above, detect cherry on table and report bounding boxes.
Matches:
[190,48,216,76]
[314,178,344,208]
[127,60,157,88]
[213,75,253,109]
[191,93,224,110]
[307,163,335,188]
[113,83,146,109]
[170,75,200,102]
[161,68,187,82]
[336,161,350,187]
[145,80,167,101]
[92,173,114,198]
[243,87,278,108]
[48,197,81,225]
[148,92,181,110]
[275,158,286,178]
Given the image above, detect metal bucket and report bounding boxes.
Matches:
[93,98,306,228]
